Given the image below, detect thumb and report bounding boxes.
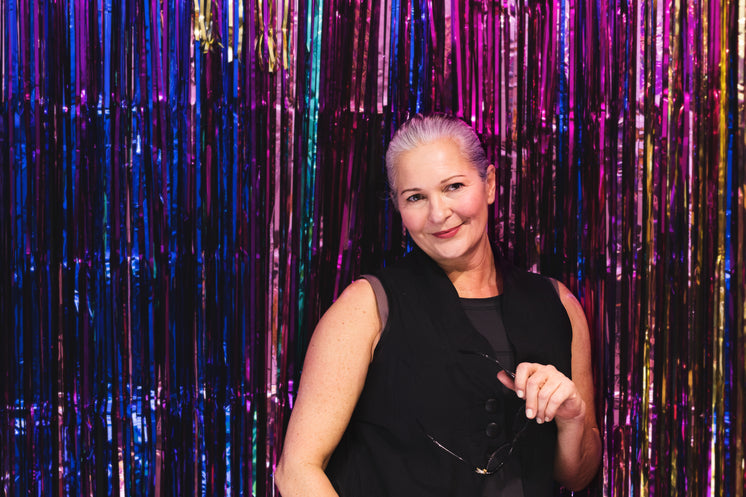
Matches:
[497,370,516,391]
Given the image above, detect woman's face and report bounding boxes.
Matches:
[394,138,495,270]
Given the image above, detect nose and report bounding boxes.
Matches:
[428,195,451,224]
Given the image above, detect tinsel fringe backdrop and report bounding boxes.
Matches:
[1,0,744,496]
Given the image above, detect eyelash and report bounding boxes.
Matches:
[405,183,465,203]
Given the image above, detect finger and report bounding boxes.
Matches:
[544,383,584,422]
[535,377,563,422]
[530,365,566,421]
[513,363,539,400]
[522,368,550,420]
[497,370,516,391]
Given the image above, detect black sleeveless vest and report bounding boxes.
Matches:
[326,247,572,496]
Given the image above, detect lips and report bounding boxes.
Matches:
[432,225,462,239]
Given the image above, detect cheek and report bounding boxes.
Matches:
[459,197,485,218]
[399,208,424,232]
[474,192,492,215]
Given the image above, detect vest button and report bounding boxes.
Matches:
[485,398,499,413]
[485,422,500,438]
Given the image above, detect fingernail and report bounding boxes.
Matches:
[516,390,524,399]
[545,417,551,423]
[525,408,534,418]
[536,417,543,424]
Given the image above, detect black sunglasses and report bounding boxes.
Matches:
[422,350,528,475]
[423,404,530,475]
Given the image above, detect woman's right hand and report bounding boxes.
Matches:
[497,362,586,425]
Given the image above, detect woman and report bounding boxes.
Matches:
[275,114,601,496]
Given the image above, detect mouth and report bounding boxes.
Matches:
[432,224,462,239]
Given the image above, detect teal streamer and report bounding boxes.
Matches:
[297,0,323,357]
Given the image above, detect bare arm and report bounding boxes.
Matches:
[274,279,382,497]
[551,282,602,489]
[497,281,601,490]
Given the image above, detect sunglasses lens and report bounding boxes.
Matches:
[486,409,529,474]
[486,444,511,474]
[424,394,531,476]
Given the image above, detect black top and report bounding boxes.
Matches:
[461,296,524,497]
[460,296,514,372]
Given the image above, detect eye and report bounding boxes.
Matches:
[446,182,465,192]
[405,193,424,203]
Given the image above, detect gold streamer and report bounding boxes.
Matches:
[737,4,746,496]
[267,0,278,71]
[282,0,291,69]
[256,0,265,67]
[640,1,657,495]
[699,0,713,492]
[255,0,278,71]
[226,0,244,61]
[713,1,730,495]
[194,0,223,52]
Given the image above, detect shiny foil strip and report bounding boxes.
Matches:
[1,0,744,496]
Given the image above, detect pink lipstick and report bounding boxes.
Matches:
[433,225,461,239]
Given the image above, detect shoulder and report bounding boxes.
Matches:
[549,279,592,361]
[337,277,378,303]
[313,278,382,362]
[324,278,380,328]
[550,279,587,326]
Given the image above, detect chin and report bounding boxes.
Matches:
[426,244,472,263]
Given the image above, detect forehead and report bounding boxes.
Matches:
[395,138,478,181]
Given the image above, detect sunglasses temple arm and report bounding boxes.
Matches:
[458,350,516,380]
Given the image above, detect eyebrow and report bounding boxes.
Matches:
[399,175,467,196]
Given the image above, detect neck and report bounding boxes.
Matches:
[441,239,502,298]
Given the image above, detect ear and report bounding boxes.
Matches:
[485,164,496,205]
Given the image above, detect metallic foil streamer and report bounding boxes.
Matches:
[1,1,745,496]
